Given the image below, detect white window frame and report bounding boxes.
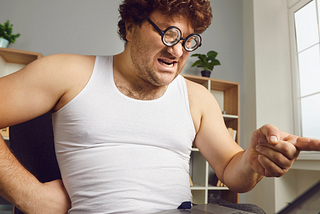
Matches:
[288,0,320,160]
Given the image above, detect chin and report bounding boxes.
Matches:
[153,71,179,86]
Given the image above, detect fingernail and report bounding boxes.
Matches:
[270,136,278,143]
[256,145,260,151]
[259,138,267,145]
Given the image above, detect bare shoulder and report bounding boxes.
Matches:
[22,53,96,111]
[20,54,95,83]
[184,78,220,133]
[0,54,96,127]
[31,54,95,75]
[42,54,96,111]
[184,78,212,97]
[184,78,219,110]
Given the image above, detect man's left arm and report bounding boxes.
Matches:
[192,83,320,193]
[191,84,261,193]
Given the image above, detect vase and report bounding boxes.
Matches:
[201,70,211,77]
[0,38,9,48]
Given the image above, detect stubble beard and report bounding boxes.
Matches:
[130,37,180,87]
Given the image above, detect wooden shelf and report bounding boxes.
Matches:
[191,186,207,190]
[0,48,42,65]
[207,185,229,190]
[182,74,239,91]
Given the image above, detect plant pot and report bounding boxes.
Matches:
[0,38,9,48]
[201,70,211,77]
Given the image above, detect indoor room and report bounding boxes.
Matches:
[0,0,319,213]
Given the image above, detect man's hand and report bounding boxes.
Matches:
[248,124,320,177]
[40,180,71,214]
[16,179,71,214]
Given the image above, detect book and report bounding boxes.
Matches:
[189,173,194,187]
[216,180,227,187]
[227,127,237,141]
[0,127,9,138]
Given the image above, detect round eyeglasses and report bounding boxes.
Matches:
[147,18,202,52]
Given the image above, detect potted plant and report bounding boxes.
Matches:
[0,20,20,48]
[191,50,221,77]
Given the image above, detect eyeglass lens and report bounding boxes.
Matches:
[147,18,201,52]
[163,28,201,51]
[185,35,201,51]
[163,28,181,44]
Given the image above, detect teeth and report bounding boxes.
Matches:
[159,59,174,67]
[161,61,174,67]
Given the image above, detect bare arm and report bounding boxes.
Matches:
[0,136,70,213]
[189,79,320,193]
[187,80,256,193]
[0,55,70,128]
[0,54,94,213]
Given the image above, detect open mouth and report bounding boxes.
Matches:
[158,58,176,68]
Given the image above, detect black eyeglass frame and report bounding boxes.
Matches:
[146,18,202,52]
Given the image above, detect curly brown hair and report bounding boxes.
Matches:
[117,0,212,42]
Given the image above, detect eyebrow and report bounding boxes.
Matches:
[156,21,172,29]
[147,18,194,37]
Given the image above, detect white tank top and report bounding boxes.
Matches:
[52,56,196,213]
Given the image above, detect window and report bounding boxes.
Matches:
[289,0,320,142]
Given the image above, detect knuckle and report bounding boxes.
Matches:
[264,124,273,128]
[265,169,282,177]
[281,143,290,153]
[271,168,286,178]
[278,169,288,177]
[274,172,284,178]
[253,130,262,139]
[274,152,283,161]
[281,143,297,159]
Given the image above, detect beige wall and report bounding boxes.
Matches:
[243,0,294,213]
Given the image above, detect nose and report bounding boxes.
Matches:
[167,42,184,58]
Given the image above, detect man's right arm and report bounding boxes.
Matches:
[0,54,78,128]
[0,136,71,213]
[0,54,94,213]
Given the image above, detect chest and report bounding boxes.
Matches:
[53,56,196,156]
[53,81,196,159]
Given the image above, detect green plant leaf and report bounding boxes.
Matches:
[199,54,207,63]
[191,60,204,67]
[0,20,20,44]
[212,59,221,65]
[191,50,221,71]
[191,53,201,57]
[207,64,214,71]
[207,50,218,58]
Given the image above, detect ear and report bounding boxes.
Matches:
[125,20,135,41]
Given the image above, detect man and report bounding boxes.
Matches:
[0,0,319,213]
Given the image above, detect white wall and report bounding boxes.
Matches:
[243,0,294,213]
[0,0,124,56]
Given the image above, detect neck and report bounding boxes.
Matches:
[113,52,168,100]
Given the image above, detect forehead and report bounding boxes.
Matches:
[148,11,194,34]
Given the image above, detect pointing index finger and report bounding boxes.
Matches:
[292,137,320,151]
